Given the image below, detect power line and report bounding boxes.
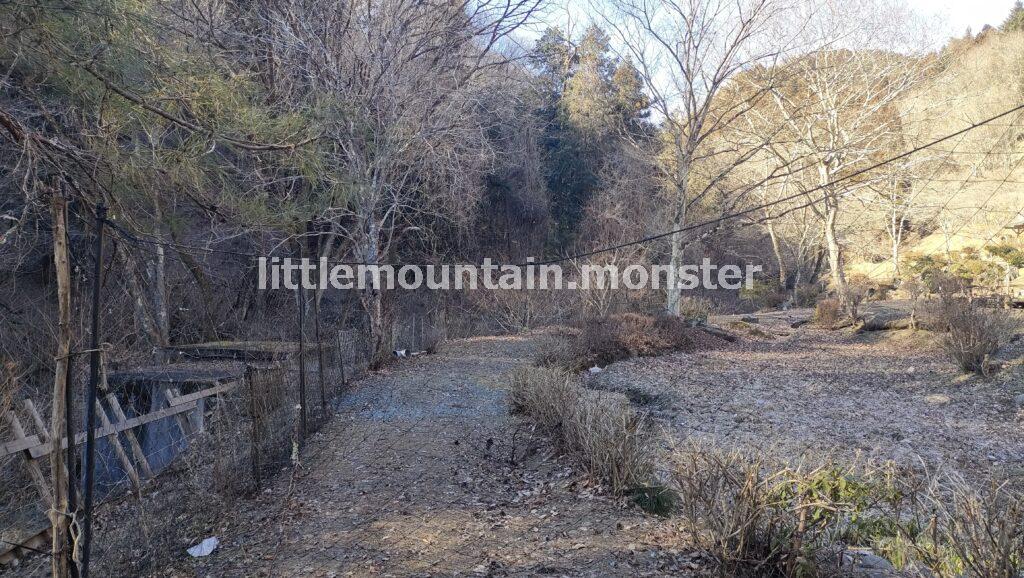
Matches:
[102,101,1024,269]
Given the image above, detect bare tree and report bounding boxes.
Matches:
[237,0,541,364]
[598,0,795,315]
[754,0,934,315]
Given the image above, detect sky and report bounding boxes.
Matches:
[908,0,1016,37]
[519,0,1020,50]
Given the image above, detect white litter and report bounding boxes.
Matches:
[187,537,219,557]
[588,366,603,373]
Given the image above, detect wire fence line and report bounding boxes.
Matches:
[0,222,370,576]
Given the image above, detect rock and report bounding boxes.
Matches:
[924,393,950,405]
[740,316,759,323]
[1014,393,1024,407]
[843,549,897,577]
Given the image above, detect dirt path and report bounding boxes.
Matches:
[184,335,697,577]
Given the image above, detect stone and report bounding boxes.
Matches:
[843,549,897,577]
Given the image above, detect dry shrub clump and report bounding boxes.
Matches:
[508,366,579,431]
[509,367,655,494]
[812,297,842,327]
[542,313,698,371]
[670,445,1024,578]
[922,297,1016,374]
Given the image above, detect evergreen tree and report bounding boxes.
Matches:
[1004,1,1024,32]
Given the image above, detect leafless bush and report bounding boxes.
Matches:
[676,296,714,326]
[509,367,655,494]
[542,314,698,371]
[564,390,655,494]
[508,366,579,432]
[466,289,565,334]
[924,298,1014,374]
[924,477,1024,578]
[812,298,842,327]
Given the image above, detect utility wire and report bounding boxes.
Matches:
[102,101,1024,269]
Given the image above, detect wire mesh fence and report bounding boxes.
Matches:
[0,289,367,576]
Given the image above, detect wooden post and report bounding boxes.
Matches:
[93,400,141,489]
[164,389,193,438]
[104,394,154,479]
[48,193,73,578]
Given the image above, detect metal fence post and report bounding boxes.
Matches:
[81,203,106,578]
[308,221,326,411]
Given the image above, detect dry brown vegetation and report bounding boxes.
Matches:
[535,314,704,372]
[509,367,655,494]
[920,297,1019,374]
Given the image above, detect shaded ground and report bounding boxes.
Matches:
[589,306,1024,484]
[173,335,700,577]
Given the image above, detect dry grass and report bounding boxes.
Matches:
[509,367,655,494]
[508,366,579,432]
[668,442,1024,578]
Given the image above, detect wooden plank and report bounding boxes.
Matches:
[105,394,154,479]
[3,411,52,505]
[26,401,198,460]
[166,380,239,407]
[0,434,43,459]
[22,400,50,444]
[165,389,193,439]
[94,400,141,490]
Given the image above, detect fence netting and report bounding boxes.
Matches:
[0,318,364,576]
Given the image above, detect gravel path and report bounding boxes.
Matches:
[589,308,1024,484]
[183,335,700,578]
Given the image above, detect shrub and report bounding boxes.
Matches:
[676,295,714,325]
[508,366,579,431]
[547,314,698,371]
[509,367,655,494]
[927,298,1013,374]
[564,390,655,494]
[739,279,786,310]
[813,298,842,327]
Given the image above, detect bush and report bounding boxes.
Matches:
[508,366,579,431]
[543,314,698,371]
[669,445,1024,578]
[676,295,714,325]
[740,279,786,310]
[813,298,842,327]
[509,367,655,494]
[564,390,655,494]
[926,298,1013,374]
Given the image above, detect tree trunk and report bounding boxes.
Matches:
[48,194,72,578]
[766,219,787,288]
[116,244,165,346]
[665,159,690,316]
[169,228,218,340]
[356,220,390,368]
[823,206,851,315]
